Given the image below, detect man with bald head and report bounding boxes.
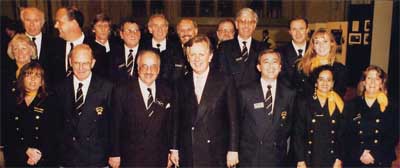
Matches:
[176,18,198,46]
[51,7,106,84]
[109,50,176,167]
[218,8,266,87]
[142,14,186,83]
[55,44,113,166]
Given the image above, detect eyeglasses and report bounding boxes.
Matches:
[237,19,256,25]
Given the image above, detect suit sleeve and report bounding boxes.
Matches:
[226,77,239,151]
[110,84,124,157]
[170,84,180,150]
[293,97,307,162]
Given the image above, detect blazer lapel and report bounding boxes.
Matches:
[194,70,218,125]
[185,73,199,125]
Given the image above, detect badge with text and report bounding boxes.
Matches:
[235,57,243,62]
[34,107,44,113]
[96,107,104,115]
[254,102,264,109]
[118,63,125,69]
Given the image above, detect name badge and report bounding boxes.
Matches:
[174,64,183,68]
[96,107,104,115]
[254,102,264,109]
[315,114,324,117]
[235,57,243,62]
[34,107,44,113]
[118,63,125,68]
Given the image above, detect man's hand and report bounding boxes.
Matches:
[109,156,121,168]
[360,150,374,165]
[297,161,307,168]
[26,148,41,165]
[226,151,238,168]
[333,159,342,168]
[170,150,179,167]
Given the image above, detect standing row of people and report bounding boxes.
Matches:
[1,6,397,168]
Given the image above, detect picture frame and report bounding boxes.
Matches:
[348,33,362,45]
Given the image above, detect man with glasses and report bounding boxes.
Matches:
[218,8,266,87]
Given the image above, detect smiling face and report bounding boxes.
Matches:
[216,21,235,42]
[12,41,33,65]
[137,51,160,86]
[313,34,332,57]
[187,42,212,75]
[316,70,334,94]
[257,52,281,80]
[23,69,43,93]
[289,19,309,45]
[235,13,257,40]
[177,19,198,44]
[148,16,168,42]
[120,22,141,48]
[364,70,383,95]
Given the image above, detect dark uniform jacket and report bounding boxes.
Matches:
[4,93,57,166]
[110,78,175,166]
[141,37,187,85]
[175,68,239,167]
[277,42,308,80]
[109,42,143,82]
[238,78,296,167]
[218,36,266,87]
[55,75,113,166]
[294,96,346,167]
[292,62,348,97]
[344,96,398,167]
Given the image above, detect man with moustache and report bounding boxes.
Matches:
[216,19,236,48]
[109,18,143,81]
[55,44,113,166]
[109,50,177,167]
[173,35,239,167]
[142,14,185,83]
[218,8,267,87]
[238,50,296,167]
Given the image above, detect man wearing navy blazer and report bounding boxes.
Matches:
[51,7,107,85]
[55,44,113,166]
[218,8,266,87]
[109,18,143,81]
[173,35,239,167]
[108,50,176,167]
[238,49,296,167]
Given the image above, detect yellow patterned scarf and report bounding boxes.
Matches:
[310,55,332,71]
[317,90,344,116]
[365,92,388,112]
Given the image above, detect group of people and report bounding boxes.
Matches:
[1,5,397,168]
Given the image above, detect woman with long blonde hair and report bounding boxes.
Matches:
[293,28,347,97]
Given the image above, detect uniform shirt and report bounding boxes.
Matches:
[193,67,210,103]
[124,44,139,76]
[65,33,85,71]
[237,36,252,52]
[73,72,92,103]
[26,32,42,58]
[260,78,277,113]
[152,38,167,52]
[291,40,306,57]
[138,78,156,107]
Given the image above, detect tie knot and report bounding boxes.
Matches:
[78,83,83,88]
[242,41,247,45]
[70,42,74,49]
[156,44,161,48]
[298,49,303,55]
[129,49,133,53]
[147,88,152,95]
[267,85,272,90]
[32,37,36,42]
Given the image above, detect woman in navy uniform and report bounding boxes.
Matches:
[345,65,398,167]
[294,28,347,97]
[294,65,345,168]
[4,62,56,166]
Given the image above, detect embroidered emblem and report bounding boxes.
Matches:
[281,111,287,120]
[33,107,44,113]
[96,107,104,115]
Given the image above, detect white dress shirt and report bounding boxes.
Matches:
[124,44,139,76]
[152,38,167,52]
[260,78,277,113]
[26,32,42,58]
[73,72,92,103]
[138,78,156,108]
[193,67,210,103]
[96,40,110,52]
[237,36,252,51]
[291,40,307,57]
[65,33,85,71]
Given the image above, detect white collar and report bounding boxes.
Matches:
[69,33,85,46]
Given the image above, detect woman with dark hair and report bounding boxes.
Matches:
[294,65,345,168]
[344,65,398,167]
[294,28,347,97]
[4,62,56,166]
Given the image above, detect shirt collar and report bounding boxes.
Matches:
[69,33,85,46]
[193,66,210,79]
[138,77,156,96]
[25,32,42,41]
[291,40,306,54]
[260,78,277,89]
[152,38,167,49]
[124,44,139,54]
[73,72,92,88]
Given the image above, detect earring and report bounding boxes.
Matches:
[313,87,318,100]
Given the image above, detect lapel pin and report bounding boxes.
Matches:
[96,107,104,115]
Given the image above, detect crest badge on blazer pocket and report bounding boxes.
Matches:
[281,111,287,120]
[34,107,44,113]
[96,107,104,115]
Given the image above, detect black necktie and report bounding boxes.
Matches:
[297,49,303,58]
[241,41,249,62]
[75,83,84,116]
[265,85,273,116]
[66,42,74,77]
[156,43,161,53]
[32,37,38,54]
[126,49,134,75]
[147,88,154,109]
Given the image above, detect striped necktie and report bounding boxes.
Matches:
[75,83,84,116]
[126,49,134,75]
[241,41,249,62]
[265,85,273,116]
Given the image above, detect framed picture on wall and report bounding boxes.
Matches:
[364,33,370,45]
[364,20,371,32]
[349,33,362,45]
